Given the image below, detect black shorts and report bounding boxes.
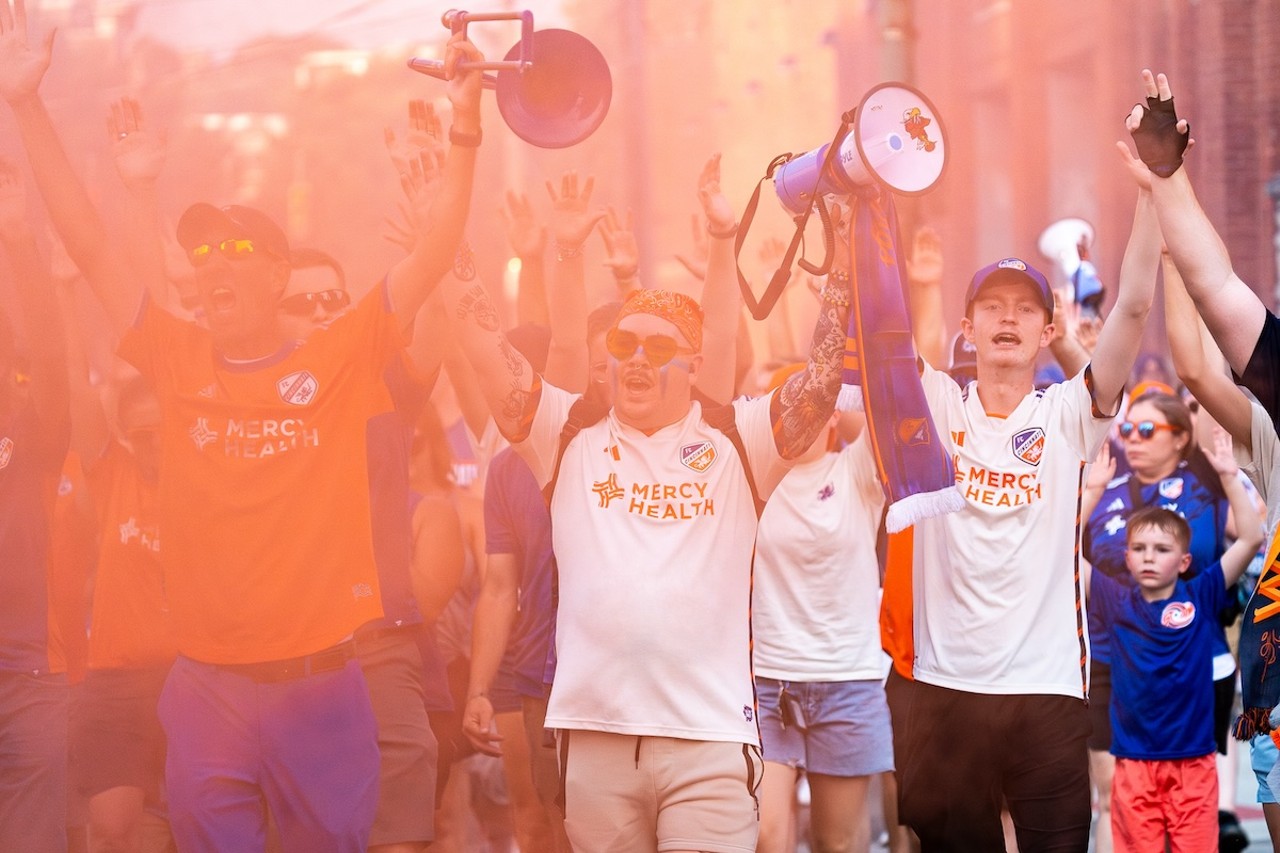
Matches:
[1087,658,1112,751]
[899,682,1091,852]
[70,666,170,799]
[884,667,915,781]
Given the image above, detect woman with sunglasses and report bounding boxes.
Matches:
[1082,388,1238,852]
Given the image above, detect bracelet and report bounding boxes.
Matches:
[449,126,482,148]
[706,221,738,240]
[555,241,584,262]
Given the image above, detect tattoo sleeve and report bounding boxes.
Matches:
[770,272,852,458]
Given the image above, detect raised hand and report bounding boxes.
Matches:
[545,171,604,251]
[905,226,943,285]
[108,97,166,190]
[442,32,483,129]
[500,190,546,260]
[1204,424,1240,480]
[1126,69,1191,178]
[598,205,638,280]
[1085,440,1115,494]
[0,0,52,104]
[384,99,443,179]
[696,153,735,233]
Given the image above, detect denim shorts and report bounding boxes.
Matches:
[756,676,893,777]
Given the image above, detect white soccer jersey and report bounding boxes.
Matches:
[913,364,1113,698]
[753,434,887,681]
[516,382,789,743]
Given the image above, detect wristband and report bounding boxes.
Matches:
[449,126,482,149]
[555,241,584,262]
[706,221,739,240]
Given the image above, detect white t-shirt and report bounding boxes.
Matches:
[753,434,887,681]
[516,382,789,743]
[913,365,1113,698]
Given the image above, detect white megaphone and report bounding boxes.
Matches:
[773,82,948,213]
[1038,218,1104,317]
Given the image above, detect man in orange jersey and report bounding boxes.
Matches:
[0,3,484,849]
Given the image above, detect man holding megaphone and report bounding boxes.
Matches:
[894,167,1161,848]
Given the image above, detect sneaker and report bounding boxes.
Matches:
[1219,809,1249,853]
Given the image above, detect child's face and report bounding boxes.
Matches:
[1125,524,1192,601]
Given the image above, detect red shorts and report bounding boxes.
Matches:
[1111,754,1217,853]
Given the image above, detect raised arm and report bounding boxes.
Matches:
[904,226,947,369]
[1162,252,1252,445]
[109,97,171,316]
[0,0,139,335]
[1083,141,1161,411]
[1131,69,1264,374]
[770,204,854,459]
[385,33,484,330]
[1080,441,1117,598]
[1205,426,1265,587]
[499,189,548,327]
[695,153,741,405]
[543,172,603,392]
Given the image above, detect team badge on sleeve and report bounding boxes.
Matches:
[680,441,717,473]
[1011,427,1045,466]
[277,370,319,406]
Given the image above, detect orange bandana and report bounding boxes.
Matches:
[615,289,704,352]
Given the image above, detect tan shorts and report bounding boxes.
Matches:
[560,729,762,853]
[356,627,437,846]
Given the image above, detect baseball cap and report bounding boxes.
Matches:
[176,203,291,262]
[964,258,1053,317]
[947,331,977,383]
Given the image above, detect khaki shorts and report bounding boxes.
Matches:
[560,729,761,853]
[356,627,438,846]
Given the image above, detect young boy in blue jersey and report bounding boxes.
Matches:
[1085,429,1262,852]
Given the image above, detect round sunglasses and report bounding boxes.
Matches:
[605,328,694,368]
[1118,420,1181,441]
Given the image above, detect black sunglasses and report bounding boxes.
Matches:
[279,289,350,317]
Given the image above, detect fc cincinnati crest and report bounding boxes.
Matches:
[1011,427,1045,466]
[1158,478,1184,500]
[277,370,319,406]
[1161,601,1196,629]
[897,417,930,447]
[680,441,717,473]
[0,436,13,470]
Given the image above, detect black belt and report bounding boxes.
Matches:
[208,641,355,683]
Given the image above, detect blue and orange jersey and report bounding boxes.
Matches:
[118,284,405,664]
[85,441,175,669]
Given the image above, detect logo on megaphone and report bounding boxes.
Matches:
[409,9,611,149]
[774,82,948,213]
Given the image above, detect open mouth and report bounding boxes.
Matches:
[992,332,1020,345]
[622,370,654,393]
[209,287,237,313]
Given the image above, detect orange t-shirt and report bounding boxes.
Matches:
[46,452,95,681]
[118,286,402,664]
[85,441,176,669]
[880,526,915,680]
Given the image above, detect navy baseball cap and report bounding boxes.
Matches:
[176,203,291,262]
[964,258,1053,317]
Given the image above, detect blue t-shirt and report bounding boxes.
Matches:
[1083,463,1227,664]
[1091,562,1226,760]
[484,446,556,698]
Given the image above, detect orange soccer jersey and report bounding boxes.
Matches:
[85,441,175,669]
[118,286,403,664]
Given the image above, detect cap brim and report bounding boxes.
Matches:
[176,203,236,251]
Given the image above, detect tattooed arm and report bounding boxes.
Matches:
[440,272,538,441]
[769,205,854,459]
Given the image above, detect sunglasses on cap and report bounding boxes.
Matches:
[1118,420,1181,441]
[605,328,694,368]
[190,238,264,267]
[278,289,350,317]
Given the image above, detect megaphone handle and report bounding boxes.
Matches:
[796,197,834,278]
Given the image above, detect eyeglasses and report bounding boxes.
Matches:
[1118,420,1181,441]
[190,238,262,267]
[278,289,350,317]
[605,328,694,368]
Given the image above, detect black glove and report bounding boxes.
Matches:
[1130,95,1190,178]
